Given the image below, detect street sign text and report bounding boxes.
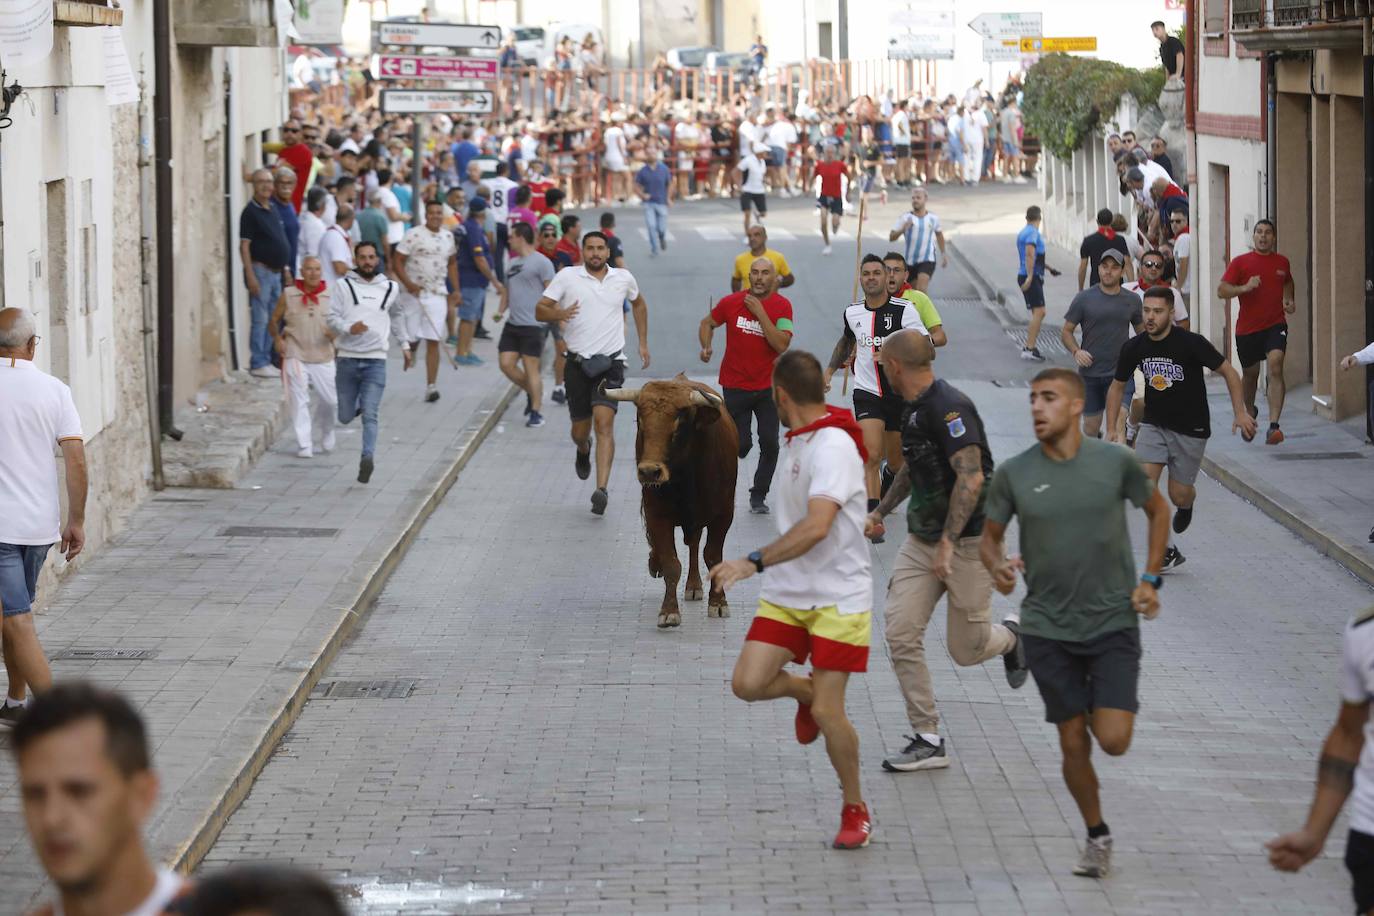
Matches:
[376,22,502,49]
[1019,36,1098,53]
[376,55,499,81]
[379,89,495,114]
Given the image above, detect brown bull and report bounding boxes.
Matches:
[601,375,739,628]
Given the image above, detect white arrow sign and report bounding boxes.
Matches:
[380,89,494,114]
[968,12,1043,41]
[376,22,502,49]
[376,54,500,81]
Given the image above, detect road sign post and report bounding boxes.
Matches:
[376,22,502,49]
[1019,37,1098,53]
[376,54,500,81]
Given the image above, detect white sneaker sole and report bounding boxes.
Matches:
[882,755,950,772]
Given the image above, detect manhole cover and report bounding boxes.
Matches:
[1005,329,1068,354]
[217,526,340,538]
[54,648,157,661]
[1271,451,1366,461]
[312,678,419,699]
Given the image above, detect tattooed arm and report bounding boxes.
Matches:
[942,445,985,542]
[874,464,910,517]
[1267,698,1369,872]
[822,333,856,392]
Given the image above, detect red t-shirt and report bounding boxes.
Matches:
[276,142,314,212]
[710,292,795,391]
[554,237,582,266]
[814,161,848,199]
[1220,250,1291,334]
[527,179,557,215]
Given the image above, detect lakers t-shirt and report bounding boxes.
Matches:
[1114,327,1225,438]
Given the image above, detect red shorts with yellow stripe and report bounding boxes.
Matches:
[746,599,871,672]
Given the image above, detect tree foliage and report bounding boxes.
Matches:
[1022,54,1166,159]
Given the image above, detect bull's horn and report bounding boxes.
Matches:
[688,390,721,408]
[598,380,640,402]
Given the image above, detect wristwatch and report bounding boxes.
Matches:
[1140,572,1163,590]
[748,550,765,573]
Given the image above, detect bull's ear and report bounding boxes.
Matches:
[693,403,721,427]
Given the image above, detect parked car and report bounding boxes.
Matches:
[702,51,753,96]
[512,25,545,66]
[666,46,719,71]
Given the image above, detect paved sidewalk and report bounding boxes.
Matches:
[948,209,1374,590]
[0,328,516,910]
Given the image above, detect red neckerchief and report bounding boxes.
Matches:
[1174,228,1189,237]
[1097,226,1117,240]
[785,405,869,462]
[294,279,326,307]
[897,282,912,295]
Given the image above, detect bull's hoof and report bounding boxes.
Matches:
[657,610,682,628]
[648,556,662,578]
[684,584,704,601]
[707,600,730,619]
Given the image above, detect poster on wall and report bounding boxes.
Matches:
[887,0,956,60]
[103,27,139,106]
[0,0,53,66]
[295,0,345,46]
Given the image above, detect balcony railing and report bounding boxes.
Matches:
[1233,0,1264,29]
[1231,0,1364,48]
[1274,0,1319,24]
[1323,0,1373,19]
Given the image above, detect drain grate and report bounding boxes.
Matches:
[934,297,982,308]
[1271,451,1366,462]
[991,379,1030,388]
[54,648,157,661]
[312,678,419,699]
[217,526,340,538]
[1005,329,1069,355]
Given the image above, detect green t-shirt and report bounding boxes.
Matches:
[357,207,390,251]
[984,438,1153,642]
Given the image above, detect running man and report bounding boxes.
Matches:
[888,186,947,293]
[1060,249,1143,439]
[1267,606,1374,914]
[1217,219,1295,445]
[882,251,947,348]
[392,200,458,401]
[813,143,849,256]
[1121,249,1190,445]
[866,329,1027,772]
[710,349,874,850]
[736,142,771,239]
[1017,205,1062,361]
[496,222,556,428]
[1105,286,1256,571]
[535,232,651,515]
[731,225,795,293]
[700,256,794,514]
[823,254,928,542]
[980,368,1170,879]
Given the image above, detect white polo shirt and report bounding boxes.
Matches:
[760,424,871,614]
[542,265,640,358]
[0,358,83,545]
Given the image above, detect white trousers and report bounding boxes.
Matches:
[962,138,984,183]
[284,358,337,450]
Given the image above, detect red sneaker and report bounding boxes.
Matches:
[833,803,872,849]
[1266,425,1285,445]
[794,689,819,745]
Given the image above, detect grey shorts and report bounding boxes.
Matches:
[1134,423,1207,486]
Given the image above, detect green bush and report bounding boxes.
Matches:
[1022,54,1166,159]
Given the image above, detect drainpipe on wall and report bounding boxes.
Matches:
[1266,52,1277,220]
[223,63,239,371]
[1364,17,1373,441]
[153,0,182,440]
[137,66,165,488]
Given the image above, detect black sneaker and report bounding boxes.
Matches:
[358,456,374,484]
[590,487,608,515]
[524,394,533,416]
[1161,545,1186,572]
[882,734,949,772]
[551,386,567,405]
[880,463,896,498]
[1020,347,1046,362]
[1172,506,1193,534]
[474,325,492,340]
[749,497,770,515]
[1003,620,1028,689]
[574,446,591,480]
[425,386,440,403]
[0,703,24,728]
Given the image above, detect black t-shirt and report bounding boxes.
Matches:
[605,231,625,266]
[1114,328,1225,438]
[239,200,290,270]
[1160,36,1186,75]
[1079,230,1131,287]
[1154,152,1176,180]
[900,379,995,543]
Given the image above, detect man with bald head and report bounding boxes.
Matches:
[700,256,794,514]
[865,328,1027,772]
[0,309,87,725]
[240,168,292,377]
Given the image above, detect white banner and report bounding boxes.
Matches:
[102,27,139,106]
[0,0,52,67]
[294,0,344,46]
[887,0,956,61]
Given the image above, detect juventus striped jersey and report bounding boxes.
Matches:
[895,211,942,265]
[842,298,929,397]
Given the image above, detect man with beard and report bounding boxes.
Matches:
[536,232,651,515]
[328,242,410,484]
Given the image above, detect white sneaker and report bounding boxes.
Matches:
[296,447,313,459]
[320,432,336,453]
[822,244,832,255]
[250,366,277,379]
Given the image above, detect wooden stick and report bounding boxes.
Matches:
[842,193,867,396]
